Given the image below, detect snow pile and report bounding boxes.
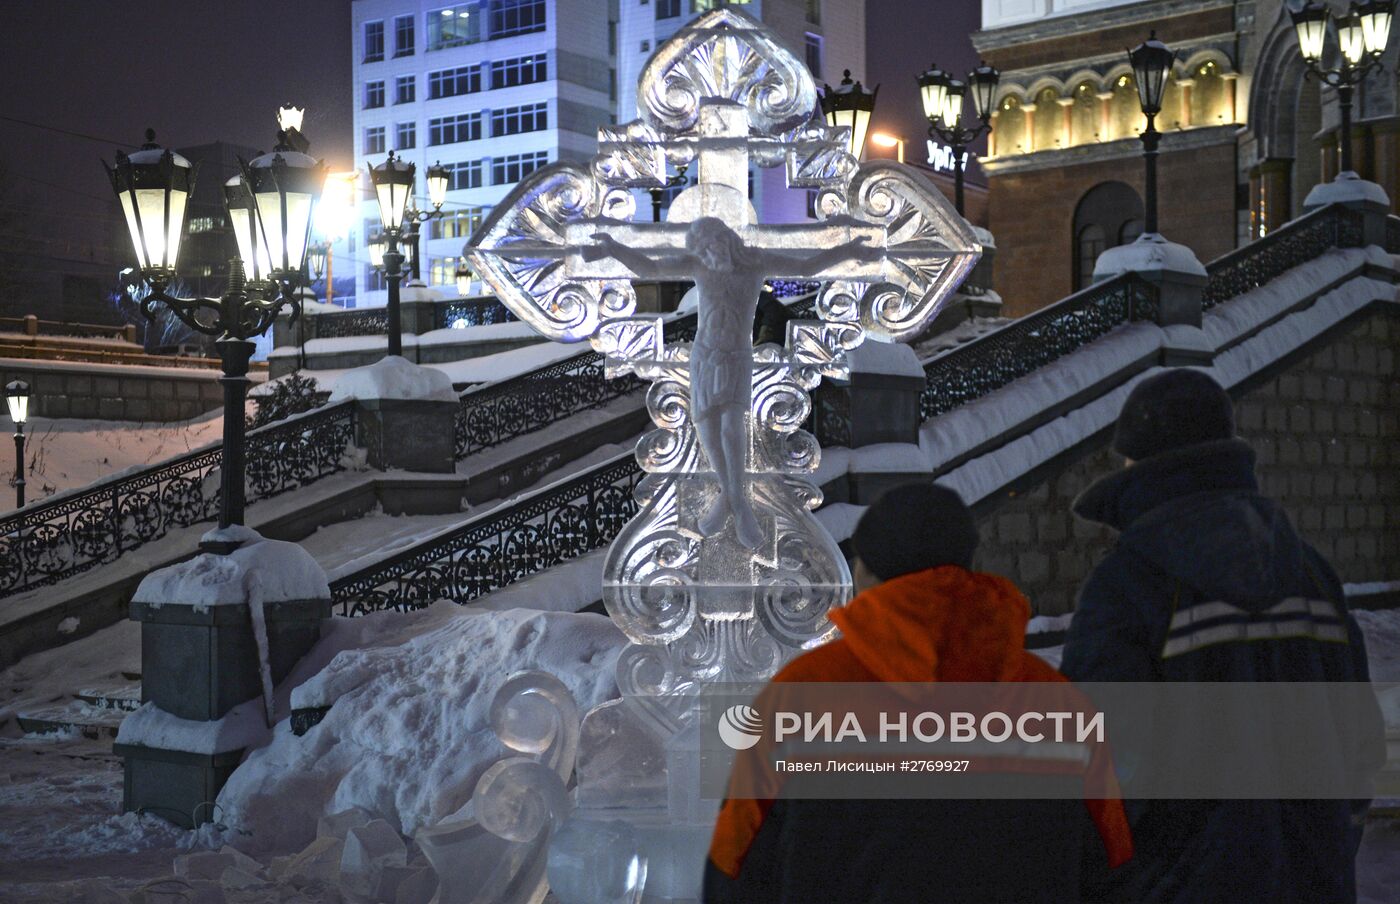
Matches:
[116,697,269,755]
[132,528,329,611]
[327,355,459,404]
[1303,172,1391,211]
[217,606,626,853]
[1093,232,1207,280]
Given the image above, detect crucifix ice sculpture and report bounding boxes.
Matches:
[468,7,980,689]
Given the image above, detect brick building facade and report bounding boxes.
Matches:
[975,306,1399,615]
[974,0,1400,316]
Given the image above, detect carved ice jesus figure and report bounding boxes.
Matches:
[584,216,882,549]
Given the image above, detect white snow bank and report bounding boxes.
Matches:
[327,355,458,404]
[116,698,269,755]
[1303,172,1391,210]
[845,340,923,377]
[418,320,538,345]
[1093,233,1206,280]
[132,529,329,610]
[218,607,625,853]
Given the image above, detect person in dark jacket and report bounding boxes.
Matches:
[1061,368,1384,904]
[705,484,1132,904]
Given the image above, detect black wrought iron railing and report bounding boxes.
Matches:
[311,296,515,339]
[434,297,517,330]
[1202,203,1365,310]
[330,452,642,615]
[0,402,357,597]
[1385,214,1400,255]
[312,308,388,339]
[920,273,1158,420]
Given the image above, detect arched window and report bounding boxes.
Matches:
[993,95,1026,156]
[1072,181,1145,290]
[1108,73,1143,142]
[1070,82,1100,146]
[1189,60,1233,126]
[1032,87,1063,151]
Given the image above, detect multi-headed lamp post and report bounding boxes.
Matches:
[820,70,878,161]
[368,154,448,356]
[5,380,29,509]
[105,112,325,547]
[1291,0,1394,175]
[919,61,999,216]
[1127,33,1176,235]
[399,162,450,285]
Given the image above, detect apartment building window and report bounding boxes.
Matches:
[428,64,482,99]
[657,0,681,18]
[396,122,417,150]
[366,267,386,291]
[489,0,546,38]
[491,151,548,185]
[443,160,484,190]
[429,112,483,145]
[491,102,547,137]
[363,20,384,62]
[804,33,823,79]
[365,80,385,109]
[429,4,483,49]
[429,256,468,286]
[691,0,748,10]
[806,0,821,24]
[395,75,416,104]
[394,15,415,56]
[490,53,548,90]
[429,207,486,239]
[187,216,224,234]
[364,126,386,154]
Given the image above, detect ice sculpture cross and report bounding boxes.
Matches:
[468,8,980,686]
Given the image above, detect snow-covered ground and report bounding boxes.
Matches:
[7,409,228,507]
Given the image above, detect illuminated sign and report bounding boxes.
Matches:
[926,141,971,173]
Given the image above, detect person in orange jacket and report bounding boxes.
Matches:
[704,483,1132,903]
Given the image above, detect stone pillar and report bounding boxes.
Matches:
[114,529,331,828]
[1093,233,1211,366]
[329,356,461,473]
[813,341,929,504]
[1303,171,1392,249]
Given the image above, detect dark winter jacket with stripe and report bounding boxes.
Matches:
[1061,438,1385,904]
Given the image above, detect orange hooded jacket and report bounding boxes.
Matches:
[708,565,1134,881]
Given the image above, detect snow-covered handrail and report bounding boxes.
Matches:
[0,401,357,598]
[1202,203,1365,310]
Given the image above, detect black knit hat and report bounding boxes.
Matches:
[1113,369,1234,461]
[852,483,979,581]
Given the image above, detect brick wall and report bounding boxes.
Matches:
[0,361,225,423]
[987,140,1237,317]
[975,308,1399,615]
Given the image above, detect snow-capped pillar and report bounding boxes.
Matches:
[399,283,449,350]
[1093,233,1211,366]
[114,527,332,828]
[1303,172,1392,249]
[328,356,461,473]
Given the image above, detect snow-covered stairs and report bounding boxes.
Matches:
[15,674,141,740]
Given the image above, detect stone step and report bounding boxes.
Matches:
[75,686,143,713]
[16,701,130,740]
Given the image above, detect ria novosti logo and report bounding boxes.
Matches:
[717,704,764,750]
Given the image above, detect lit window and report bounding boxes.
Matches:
[429,207,487,239]
[364,80,385,109]
[187,216,224,234]
[428,4,482,50]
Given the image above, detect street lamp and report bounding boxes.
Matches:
[649,164,690,223]
[370,153,449,355]
[455,264,473,297]
[367,231,387,270]
[1291,0,1394,174]
[1127,32,1176,235]
[820,70,878,161]
[921,60,999,216]
[105,116,325,548]
[5,380,28,509]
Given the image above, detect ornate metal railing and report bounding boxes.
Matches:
[920,273,1158,420]
[313,308,389,339]
[1202,203,1365,310]
[434,297,517,330]
[0,402,357,597]
[330,453,642,615]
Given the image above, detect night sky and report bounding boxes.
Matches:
[0,0,979,248]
